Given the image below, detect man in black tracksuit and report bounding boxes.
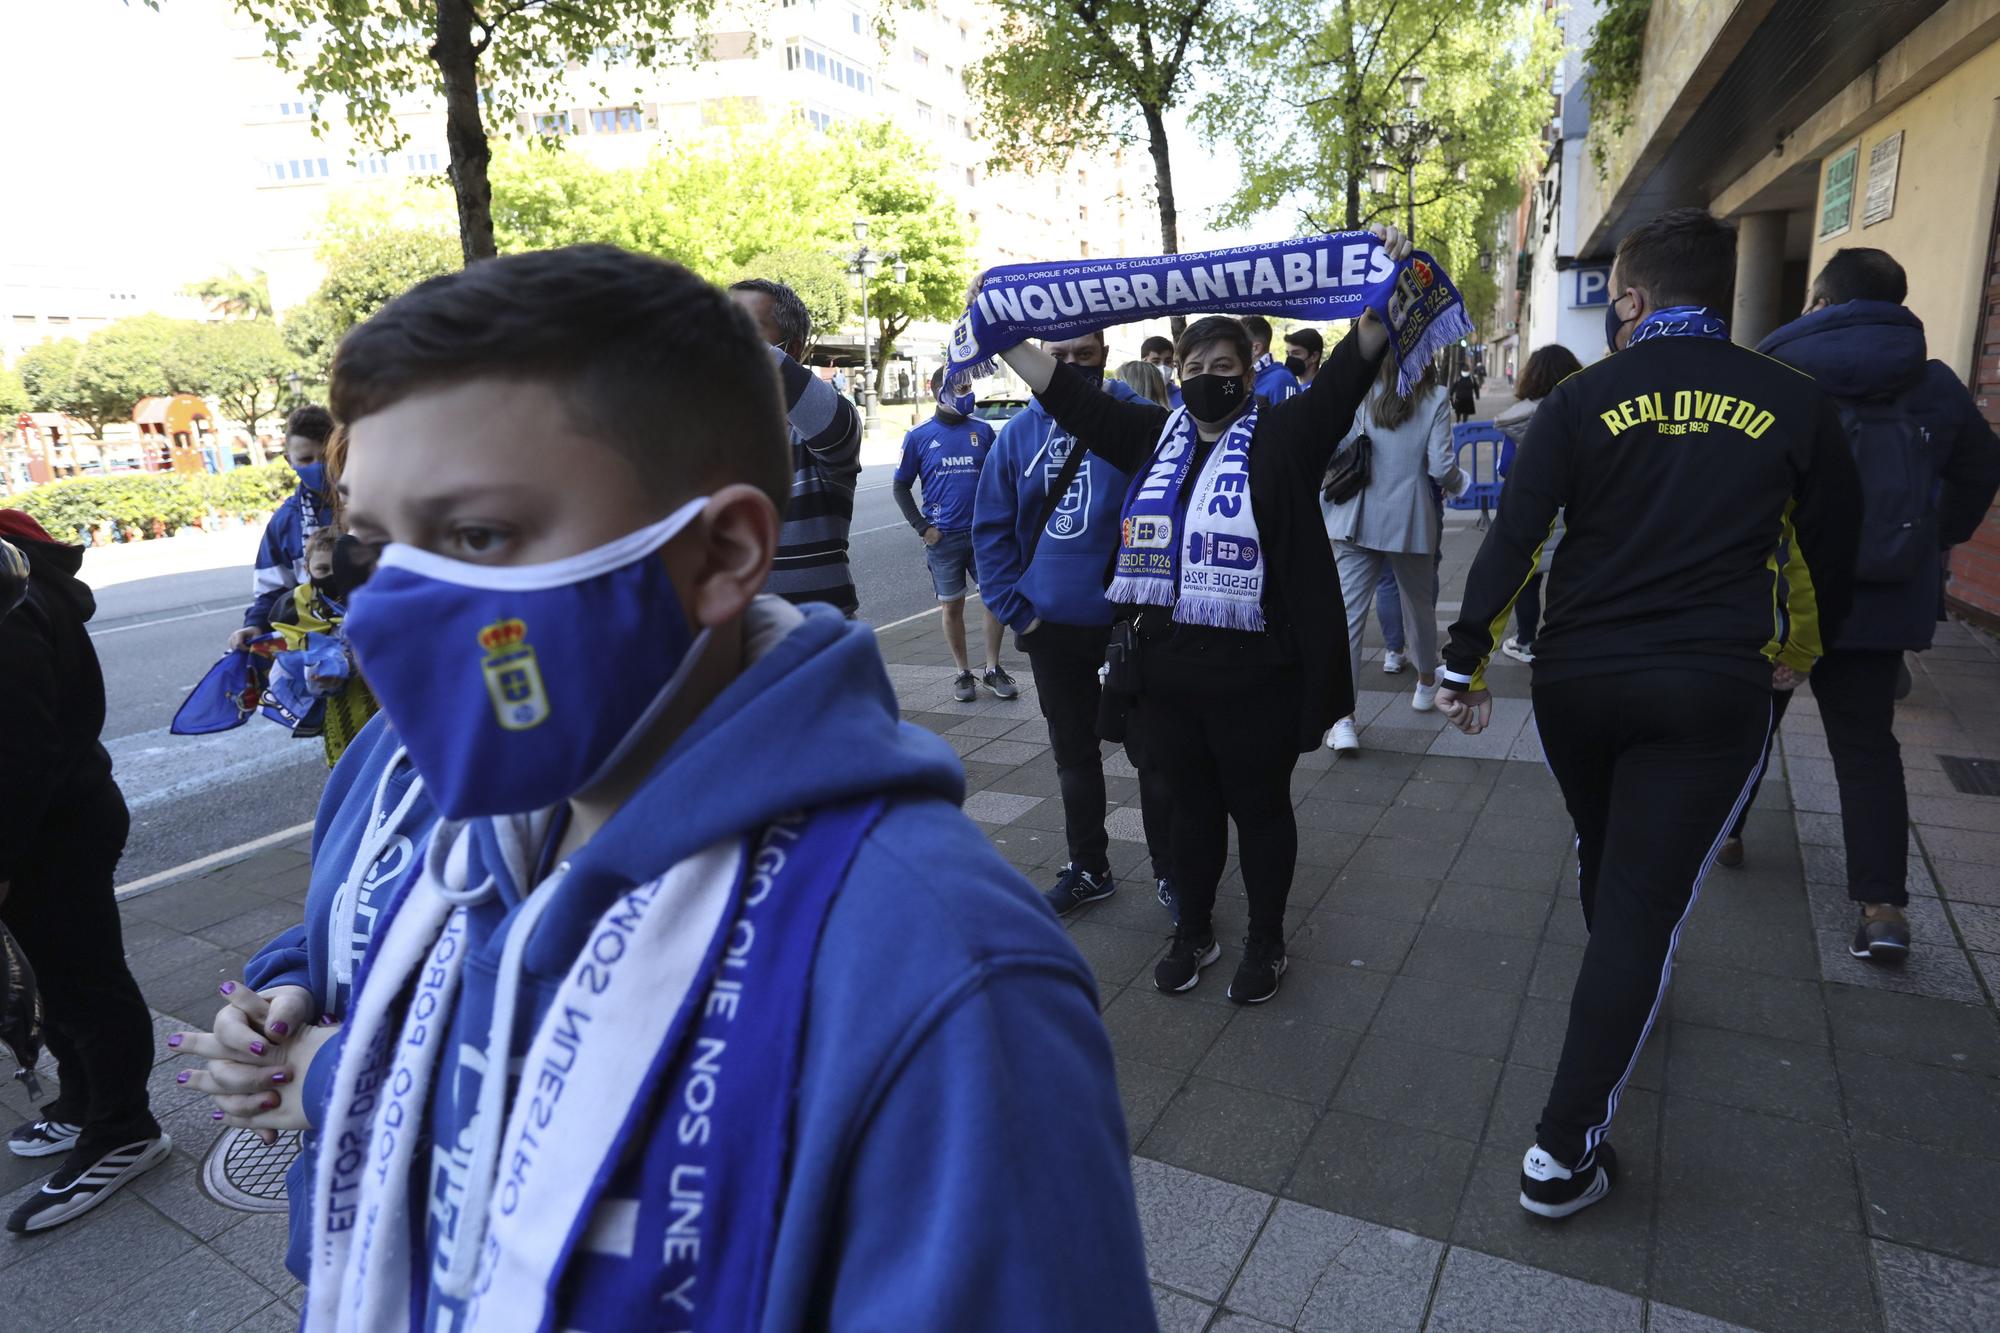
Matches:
[1436,210,1863,1220]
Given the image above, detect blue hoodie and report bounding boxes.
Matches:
[243,485,328,631]
[300,603,1152,1330]
[1253,354,1301,407]
[973,377,1143,632]
[244,708,440,1280]
[1757,301,2000,652]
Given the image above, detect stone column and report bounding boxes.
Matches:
[1732,211,1788,348]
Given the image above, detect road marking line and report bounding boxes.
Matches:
[90,605,239,637]
[116,820,316,900]
[868,605,946,633]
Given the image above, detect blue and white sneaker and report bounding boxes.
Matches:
[1043,864,1114,916]
[6,1133,172,1233]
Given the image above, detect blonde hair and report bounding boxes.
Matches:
[304,526,341,566]
[1114,359,1170,407]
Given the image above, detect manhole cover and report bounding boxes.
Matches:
[200,1127,301,1213]
[1940,755,2000,797]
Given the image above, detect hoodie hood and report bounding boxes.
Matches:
[12,535,93,622]
[1016,373,1141,465]
[1756,300,1926,400]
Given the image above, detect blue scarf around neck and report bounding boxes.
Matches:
[1629,305,1729,344]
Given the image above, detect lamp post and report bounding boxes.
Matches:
[287,369,302,408]
[1364,69,1450,240]
[846,220,910,432]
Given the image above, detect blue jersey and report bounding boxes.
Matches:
[895,414,996,533]
[1253,354,1301,406]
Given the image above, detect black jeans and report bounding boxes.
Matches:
[1024,621,1173,880]
[0,779,159,1156]
[1729,651,1907,904]
[1135,673,1302,944]
[1532,669,1770,1168]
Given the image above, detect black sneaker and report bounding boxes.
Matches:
[1851,905,1911,963]
[1043,864,1114,915]
[982,666,1020,700]
[1519,1142,1617,1220]
[952,670,977,703]
[6,1133,172,1233]
[1228,936,1288,1004]
[1153,929,1221,992]
[1716,837,1744,869]
[6,1117,81,1159]
[1156,877,1177,922]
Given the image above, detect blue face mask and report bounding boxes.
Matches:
[294,461,329,494]
[343,499,709,820]
[936,383,975,418]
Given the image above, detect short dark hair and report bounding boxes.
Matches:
[1139,335,1176,359]
[728,277,812,350]
[1811,248,1907,306]
[1283,328,1324,360]
[1240,315,1274,347]
[332,245,790,514]
[284,404,334,445]
[1176,316,1253,368]
[1514,344,1585,401]
[1613,208,1737,312]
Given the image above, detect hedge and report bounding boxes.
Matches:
[3,463,301,543]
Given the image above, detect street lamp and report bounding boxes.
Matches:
[1400,70,1428,108]
[1363,70,1448,239]
[287,370,302,407]
[846,219,907,431]
[1478,250,1494,273]
[1367,160,1394,195]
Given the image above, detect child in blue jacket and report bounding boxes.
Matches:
[228,405,337,649]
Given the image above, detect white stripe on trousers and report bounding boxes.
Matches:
[1580,696,1775,1159]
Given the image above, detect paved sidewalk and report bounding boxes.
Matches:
[7,516,2000,1331]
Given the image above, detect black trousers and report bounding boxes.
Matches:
[1024,622,1173,880]
[1533,670,1770,1167]
[0,779,158,1156]
[1728,651,1907,905]
[1134,673,1302,943]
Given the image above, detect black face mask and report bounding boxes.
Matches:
[1283,355,1308,377]
[1604,300,1628,354]
[1180,373,1248,423]
[1070,362,1106,387]
[324,534,379,601]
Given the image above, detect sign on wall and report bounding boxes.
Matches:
[1570,265,1611,308]
[1820,145,1859,241]
[1863,131,1903,227]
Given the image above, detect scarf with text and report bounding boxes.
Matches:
[1630,305,1729,344]
[945,233,1471,397]
[1109,405,1267,631]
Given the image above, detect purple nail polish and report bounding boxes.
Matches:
[270,1071,288,1084]
[176,1071,190,1084]
[249,1040,265,1056]
[269,1021,289,1037]
[211,1110,225,1121]
[166,1034,182,1049]
[320,1014,335,1026]
[220,981,237,995]
[262,1097,278,1111]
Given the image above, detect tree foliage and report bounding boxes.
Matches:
[185,266,275,320]
[843,122,975,389]
[731,249,851,354]
[19,317,185,440]
[164,321,296,437]
[230,0,717,262]
[1581,0,1653,174]
[285,207,461,386]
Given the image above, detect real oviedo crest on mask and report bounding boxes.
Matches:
[342,499,710,820]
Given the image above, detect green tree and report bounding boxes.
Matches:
[16,340,82,422]
[164,320,295,438]
[229,0,719,264]
[0,366,30,493]
[972,0,1227,266]
[286,215,461,385]
[732,249,851,357]
[72,314,181,439]
[185,266,275,319]
[843,123,974,396]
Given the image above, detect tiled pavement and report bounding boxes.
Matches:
[7,516,2000,1331]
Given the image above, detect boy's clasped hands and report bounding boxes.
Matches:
[169,981,338,1143]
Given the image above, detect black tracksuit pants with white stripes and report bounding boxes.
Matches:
[1531,668,1771,1168]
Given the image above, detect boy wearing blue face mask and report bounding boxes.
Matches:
[196,246,1152,1333]
[228,404,336,651]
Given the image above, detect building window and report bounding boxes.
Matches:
[358,153,391,175]
[534,111,574,135]
[849,5,863,33]
[965,166,976,187]
[787,40,873,95]
[589,106,644,133]
[405,151,441,172]
[278,99,313,117]
[946,114,958,135]
[804,105,840,133]
[1078,205,1089,222]
[1080,241,1091,258]
[1077,168,1087,186]
[916,101,933,125]
[912,47,928,66]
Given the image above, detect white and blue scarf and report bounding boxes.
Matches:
[1109,405,1267,632]
[945,233,1471,398]
[1629,305,1729,344]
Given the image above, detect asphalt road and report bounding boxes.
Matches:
[90,464,942,888]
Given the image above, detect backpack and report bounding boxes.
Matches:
[0,920,46,1101]
[1836,398,1935,583]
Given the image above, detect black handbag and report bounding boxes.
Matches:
[1322,433,1373,506]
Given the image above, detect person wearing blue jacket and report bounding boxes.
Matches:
[176,246,1152,1332]
[228,404,336,649]
[1242,315,1300,406]
[975,330,1176,919]
[1141,335,1182,409]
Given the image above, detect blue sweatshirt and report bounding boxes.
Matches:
[1253,354,1301,407]
[243,485,328,631]
[894,413,996,532]
[973,378,1145,632]
[244,709,440,1280]
[301,604,1153,1330]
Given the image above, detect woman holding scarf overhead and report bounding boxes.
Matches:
[992,224,1411,1004]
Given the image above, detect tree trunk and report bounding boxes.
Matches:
[432,0,496,264]
[1343,6,1361,231]
[1141,103,1185,338]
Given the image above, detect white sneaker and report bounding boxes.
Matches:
[1382,650,1407,674]
[1412,679,1439,712]
[1501,636,1535,664]
[1326,718,1360,754]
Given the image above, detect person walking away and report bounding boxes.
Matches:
[200,246,1153,1329]
[992,223,1409,1004]
[1284,328,1324,387]
[976,332,1178,920]
[1435,209,1862,1220]
[0,509,168,1232]
[1716,248,2000,958]
[1242,315,1301,405]
[1449,368,1479,424]
[893,369,1016,702]
[1115,360,1172,407]
[1141,334,1182,408]
[1321,358,1467,755]
[729,278,865,615]
[228,403,334,650]
[1491,344,1585,663]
